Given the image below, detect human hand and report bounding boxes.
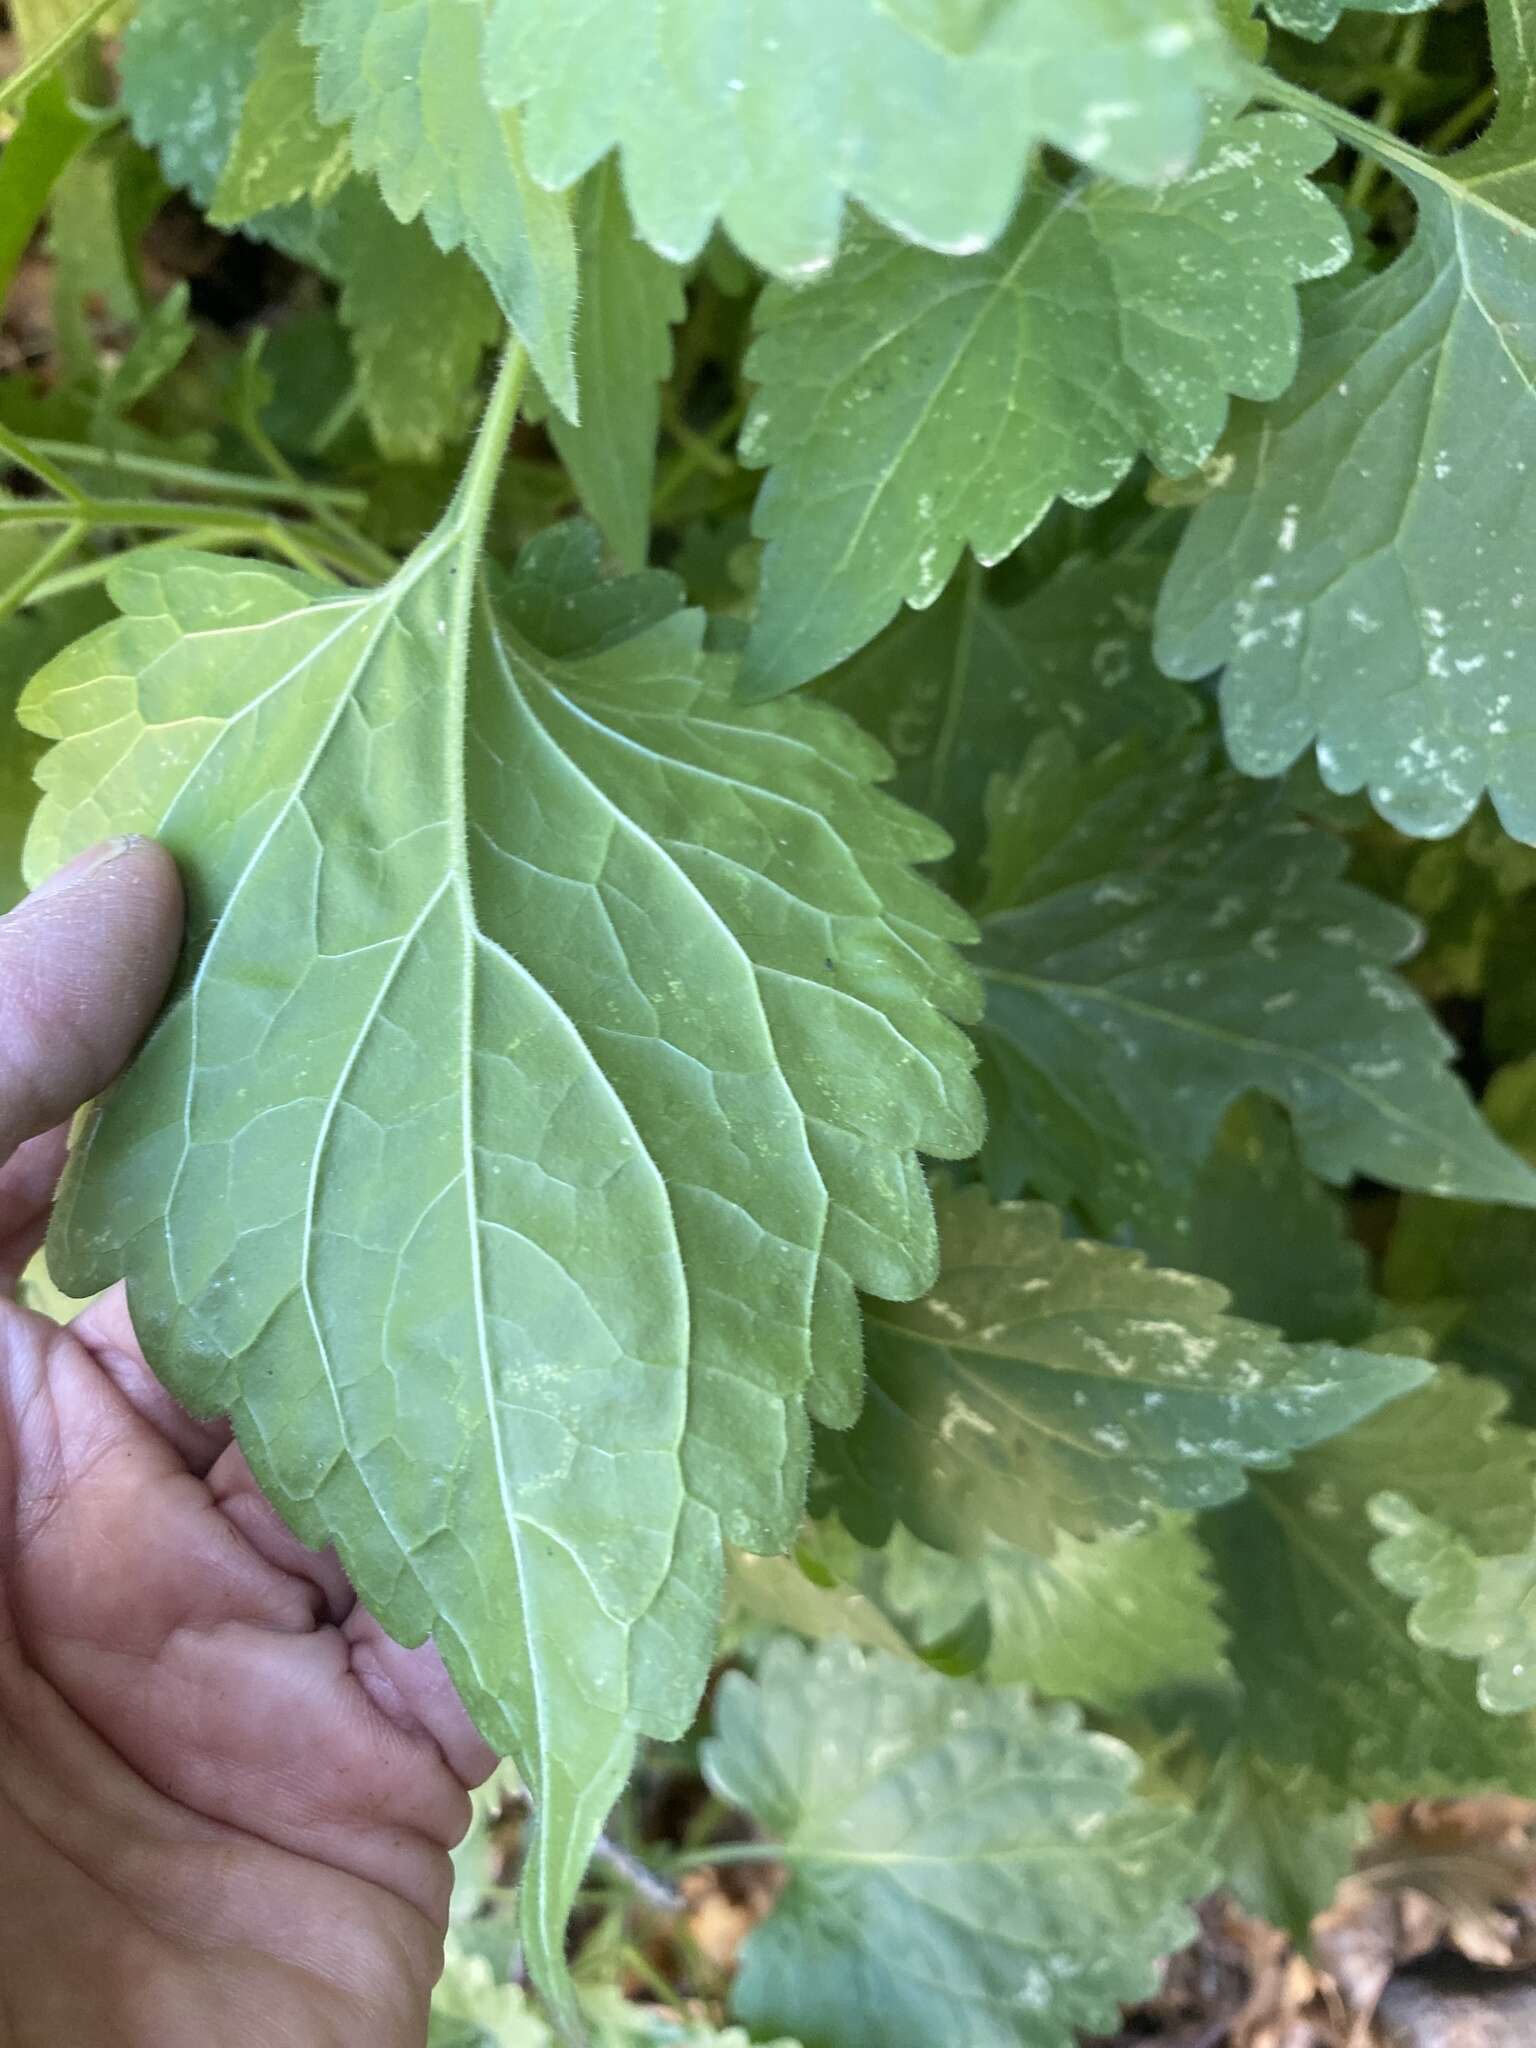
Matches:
[0,840,495,2047]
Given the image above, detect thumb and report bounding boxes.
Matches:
[0,838,184,1163]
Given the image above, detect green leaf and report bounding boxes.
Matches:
[21,355,981,2013]
[430,1941,552,2048]
[703,1638,1209,2048]
[872,1517,1229,1707]
[313,185,503,465]
[535,166,685,570]
[738,112,1348,695]
[301,0,579,413]
[485,0,1237,276]
[1370,1491,1536,1715]
[1157,10,1536,841]
[1198,1751,1365,1944]
[726,1547,919,1662]
[814,516,1198,905]
[974,733,1536,1234]
[0,570,114,910]
[210,8,350,220]
[120,0,272,212]
[1264,0,1433,39]
[0,73,92,306]
[1137,1098,1376,1344]
[1205,1369,1536,1799]
[817,1184,1430,1556]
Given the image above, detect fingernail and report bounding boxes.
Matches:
[26,835,146,904]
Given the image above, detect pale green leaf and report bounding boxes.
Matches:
[974,734,1536,1233]
[817,1184,1429,1556]
[585,1989,801,2048]
[1205,1370,1536,1799]
[1370,1492,1536,1714]
[739,112,1348,695]
[703,1638,1209,2048]
[312,185,503,465]
[1264,0,1433,38]
[301,0,578,413]
[1156,7,1536,841]
[865,1516,1229,1707]
[485,0,1237,276]
[536,166,685,569]
[210,9,350,221]
[725,1547,918,1661]
[815,515,1198,904]
[21,370,981,2013]
[430,1941,551,2048]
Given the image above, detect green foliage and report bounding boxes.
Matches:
[485,0,1238,273]
[702,1639,1210,2048]
[1206,1371,1536,1798]
[3,1,1536,2039]
[1158,1,1536,840]
[975,733,1536,1230]
[741,114,1348,694]
[820,1183,1428,1554]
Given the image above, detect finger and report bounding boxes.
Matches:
[201,1443,498,1788]
[0,838,183,1167]
[0,1124,68,1290]
[69,1285,233,1475]
[343,1609,500,1790]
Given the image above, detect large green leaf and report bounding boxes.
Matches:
[20,369,981,2016]
[817,1185,1429,1556]
[815,515,1198,904]
[1157,3,1536,841]
[739,113,1348,695]
[703,1638,1209,2048]
[1205,1370,1536,1799]
[483,0,1237,277]
[974,734,1536,1232]
[301,0,578,413]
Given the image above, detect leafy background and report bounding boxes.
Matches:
[6,0,1536,2043]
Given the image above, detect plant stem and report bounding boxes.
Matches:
[666,1841,782,1874]
[23,528,259,606]
[1346,14,1430,210]
[444,341,528,556]
[1424,80,1497,156]
[0,495,383,580]
[592,1836,686,1914]
[22,437,370,513]
[1241,62,1445,199]
[0,420,86,502]
[0,0,118,118]
[653,397,748,517]
[0,521,84,623]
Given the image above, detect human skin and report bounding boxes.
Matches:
[0,838,495,2047]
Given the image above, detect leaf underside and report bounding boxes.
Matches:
[20,514,982,2011]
